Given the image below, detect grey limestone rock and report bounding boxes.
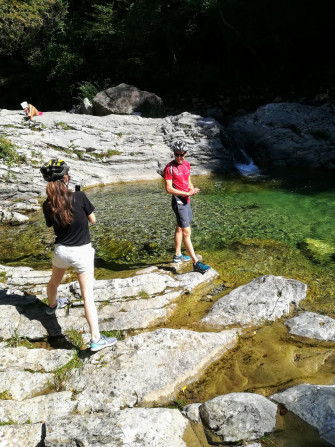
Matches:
[0,370,54,401]
[202,275,307,328]
[0,423,44,447]
[44,408,191,447]
[67,328,238,413]
[0,109,234,215]
[226,102,335,170]
[182,403,202,423]
[0,346,74,372]
[92,83,164,117]
[199,392,277,443]
[0,391,76,424]
[271,384,335,445]
[285,311,335,341]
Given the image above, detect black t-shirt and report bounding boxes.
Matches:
[42,191,95,246]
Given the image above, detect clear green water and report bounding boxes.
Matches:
[1,172,335,315]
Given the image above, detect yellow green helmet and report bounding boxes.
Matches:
[40,159,69,182]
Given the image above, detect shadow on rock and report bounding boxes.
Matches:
[0,289,63,339]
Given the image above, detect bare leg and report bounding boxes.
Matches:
[77,272,100,342]
[181,226,198,263]
[174,224,183,256]
[47,266,66,307]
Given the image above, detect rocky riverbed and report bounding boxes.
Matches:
[0,105,335,446]
[0,261,334,446]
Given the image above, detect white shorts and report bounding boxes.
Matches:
[52,243,95,275]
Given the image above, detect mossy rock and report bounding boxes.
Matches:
[96,237,134,261]
[298,238,335,264]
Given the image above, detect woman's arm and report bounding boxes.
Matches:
[88,212,96,224]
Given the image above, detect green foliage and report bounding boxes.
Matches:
[65,329,85,350]
[53,351,83,391]
[92,149,121,159]
[0,271,6,283]
[6,331,35,349]
[1,0,335,117]
[55,121,74,130]
[101,330,123,340]
[74,149,85,160]
[171,399,187,410]
[0,390,13,400]
[76,81,100,102]
[0,136,26,166]
[0,418,16,426]
[138,290,150,299]
[85,4,116,43]
[0,0,66,56]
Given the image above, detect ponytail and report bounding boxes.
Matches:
[45,180,74,227]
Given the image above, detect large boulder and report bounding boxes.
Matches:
[92,83,164,117]
[285,311,335,341]
[199,392,277,443]
[271,384,335,445]
[201,275,307,328]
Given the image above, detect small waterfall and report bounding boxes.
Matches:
[234,149,261,177]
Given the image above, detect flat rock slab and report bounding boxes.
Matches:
[0,370,53,401]
[285,312,335,342]
[44,408,193,447]
[0,391,76,424]
[0,423,44,447]
[67,328,238,413]
[271,384,335,445]
[0,268,219,340]
[199,392,277,443]
[201,275,307,328]
[0,109,233,212]
[0,346,74,372]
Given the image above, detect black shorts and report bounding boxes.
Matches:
[172,198,193,228]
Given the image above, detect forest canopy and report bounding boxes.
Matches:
[0,0,334,111]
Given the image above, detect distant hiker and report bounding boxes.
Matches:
[40,159,117,352]
[164,140,211,273]
[20,101,43,122]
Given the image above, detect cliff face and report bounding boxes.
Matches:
[226,103,335,170]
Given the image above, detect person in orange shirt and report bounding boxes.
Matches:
[20,101,41,122]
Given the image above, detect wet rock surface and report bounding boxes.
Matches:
[271,384,335,445]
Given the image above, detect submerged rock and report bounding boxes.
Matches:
[298,238,335,264]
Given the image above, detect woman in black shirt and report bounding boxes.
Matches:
[41,159,116,352]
